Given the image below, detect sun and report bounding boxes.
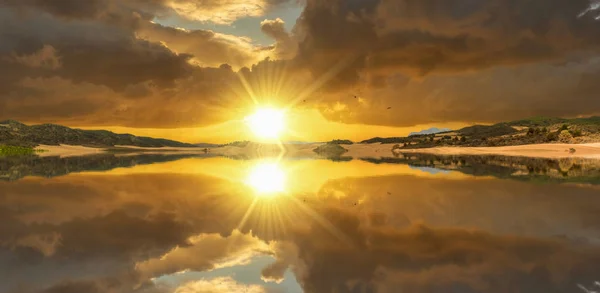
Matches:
[245,108,286,139]
[245,162,286,196]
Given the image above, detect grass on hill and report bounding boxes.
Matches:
[329,139,354,145]
[0,145,47,156]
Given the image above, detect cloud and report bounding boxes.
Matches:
[0,7,193,93]
[261,18,297,59]
[135,230,271,281]
[4,45,61,69]
[294,0,600,83]
[165,0,290,25]
[317,56,600,126]
[136,21,271,69]
[2,0,111,20]
[283,0,600,126]
[2,0,600,133]
[173,277,267,293]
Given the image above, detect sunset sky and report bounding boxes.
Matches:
[2,0,600,143]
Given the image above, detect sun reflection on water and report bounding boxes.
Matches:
[245,161,286,196]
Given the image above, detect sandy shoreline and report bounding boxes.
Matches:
[35,144,210,158]
[344,143,600,159]
[32,142,600,159]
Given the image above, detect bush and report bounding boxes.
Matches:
[546,132,559,142]
[0,145,36,156]
[313,143,348,157]
[570,129,582,137]
[527,128,535,135]
[460,136,466,142]
[560,124,569,131]
[329,139,353,145]
[558,130,573,143]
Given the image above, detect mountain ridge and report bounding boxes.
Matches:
[409,127,451,136]
[0,120,197,148]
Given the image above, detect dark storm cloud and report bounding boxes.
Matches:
[294,0,600,85]
[0,1,293,128]
[0,7,192,93]
[2,0,110,20]
[292,0,600,126]
[317,57,600,126]
[2,0,600,129]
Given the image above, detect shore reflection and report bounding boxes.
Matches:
[1,156,600,293]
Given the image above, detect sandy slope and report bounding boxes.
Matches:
[34,143,600,159]
[35,144,208,158]
[346,143,600,159]
[209,142,321,158]
[36,145,107,157]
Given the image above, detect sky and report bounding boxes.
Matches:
[1,0,600,143]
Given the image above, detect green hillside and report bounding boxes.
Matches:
[0,120,196,148]
[361,116,600,147]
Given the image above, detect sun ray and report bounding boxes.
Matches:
[237,71,259,105]
[286,53,360,109]
[289,195,357,248]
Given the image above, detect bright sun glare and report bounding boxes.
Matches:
[245,108,285,139]
[245,162,286,196]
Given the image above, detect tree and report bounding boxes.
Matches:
[546,132,558,142]
[558,130,573,143]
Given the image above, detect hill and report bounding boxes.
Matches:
[361,116,600,147]
[457,124,518,138]
[409,127,451,136]
[194,143,221,148]
[313,143,349,157]
[0,120,197,148]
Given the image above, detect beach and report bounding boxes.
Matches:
[34,142,600,159]
[344,143,600,159]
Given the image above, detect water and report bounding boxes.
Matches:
[1,154,600,293]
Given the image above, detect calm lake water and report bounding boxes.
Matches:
[1,153,600,293]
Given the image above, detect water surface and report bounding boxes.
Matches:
[1,154,600,293]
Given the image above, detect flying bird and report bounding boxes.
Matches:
[387,107,392,110]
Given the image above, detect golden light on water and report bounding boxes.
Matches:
[244,108,286,140]
[245,161,286,196]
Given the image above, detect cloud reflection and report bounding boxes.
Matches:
[1,157,600,293]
